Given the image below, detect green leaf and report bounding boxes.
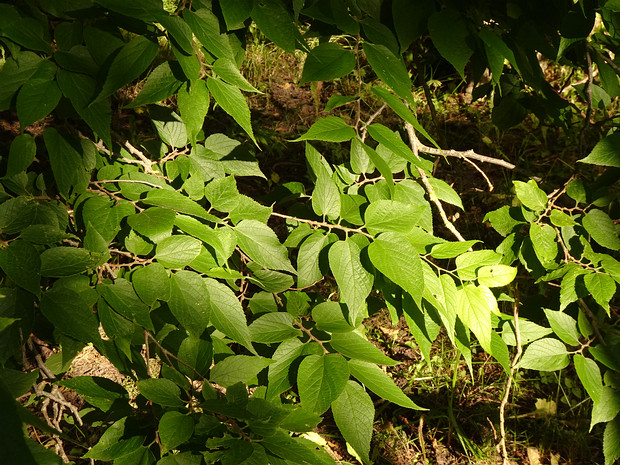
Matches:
[428,8,474,78]
[144,189,218,222]
[0,240,40,296]
[17,79,61,128]
[328,240,373,325]
[371,86,438,147]
[513,180,547,212]
[359,140,395,196]
[57,376,128,412]
[457,284,494,354]
[297,353,349,414]
[210,355,272,387]
[213,58,260,92]
[205,277,254,353]
[584,272,616,314]
[364,200,425,234]
[428,176,464,209]
[543,309,581,346]
[183,8,235,60]
[573,354,603,403]
[125,62,183,108]
[312,172,341,220]
[300,42,356,84]
[368,232,423,304]
[220,0,252,29]
[156,236,202,268]
[294,116,356,142]
[43,128,91,197]
[177,80,210,147]
[484,206,525,237]
[578,132,620,167]
[82,196,134,243]
[518,338,570,371]
[604,417,620,465]
[169,271,210,338]
[297,232,329,288]
[331,380,374,464]
[248,267,294,293]
[251,0,299,53]
[529,223,558,267]
[363,42,412,104]
[550,209,576,227]
[430,240,479,259]
[560,264,588,310]
[329,331,398,365]
[40,247,92,277]
[477,265,518,287]
[261,430,335,465]
[40,288,100,344]
[207,78,257,146]
[348,359,424,409]
[235,220,295,273]
[591,387,620,431]
[267,338,305,400]
[325,94,358,112]
[84,435,145,461]
[249,312,301,343]
[6,134,36,176]
[205,176,240,212]
[312,302,354,333]
[97,279,153,330]
[127,207,176,243]
[137,378,184,407]
[57,70,112,148]
[150,104,188,148]
[96,35,158,101]
[366,123,422,169]
[159,412,194,453]
[455,250,502,280]
[582,209,620,251]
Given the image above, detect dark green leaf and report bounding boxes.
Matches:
[144,189,218,222]
[159,412,194,453]
[363,43,412,104]
[137,378,184,407]
[251,0,299,53]
[6,134,36,176]
[0,240,40,296]
[573,354,603,403]
[428,8,473,78]
[40,288,100,344]
[40,247,92,277]
[127,207,176,243]
[312,302,354,333]
[249,312,301,343]
[125,62,184,108]
[177,80,210,147]
[97,279,153,330]
[43,128,91,197]
[300,42,356,84]
[96,36,158,101]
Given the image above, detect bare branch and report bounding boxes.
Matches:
[404,122,467,242]
[270,211,373,239]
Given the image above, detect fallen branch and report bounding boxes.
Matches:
[415,143,516,170]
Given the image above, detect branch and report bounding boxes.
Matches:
[499,287,522,465]
[587,43,620,76]
[404,122,467,242]
[360,102,387,142]
[270,211,373,239]
[414,143,516,170]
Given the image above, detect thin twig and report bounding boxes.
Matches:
[360,102,387,142]
[270,211,373,239]
[293,320,329,353]
[93,179,163,189]
[404,122,467,242]
[499,287,522,465]
[587,43,620,75]
[146,332,207,380]
[461,156,494,191]
[579,298,607,346]
[585,48,594,125]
